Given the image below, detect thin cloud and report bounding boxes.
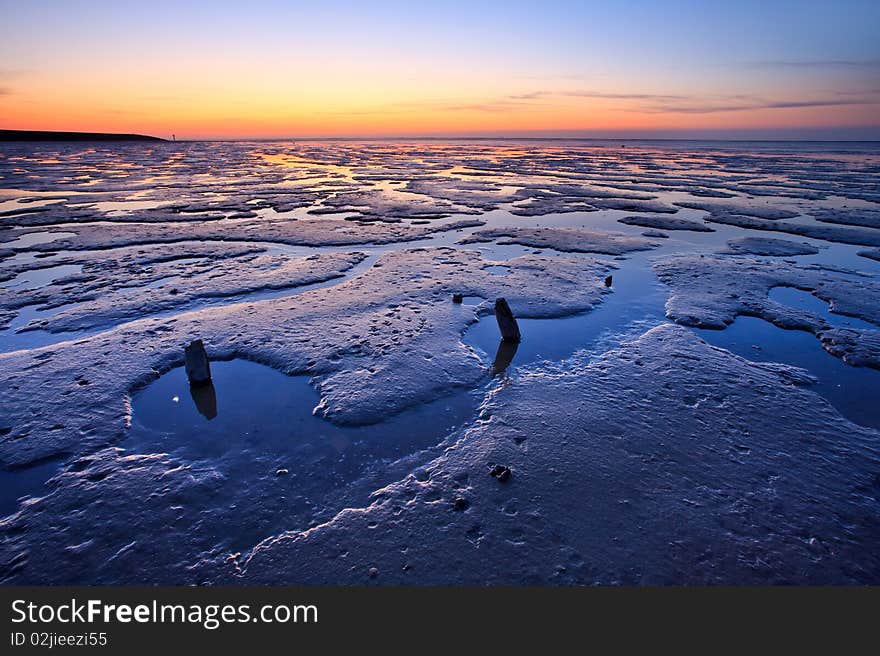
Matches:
[504,90,691,102]
[507,91,546,100]
[560,90,690,101]
[753,59,880,69]
[443,101,536,112]
[454,89,880,115]
[377,96,559,113]
[640,97,879,114]
[442,90,692,112]
[306,87,880,118]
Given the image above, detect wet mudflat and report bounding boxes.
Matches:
[1,139,878,584]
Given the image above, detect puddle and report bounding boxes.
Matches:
[126,359,482,551]
[93,199,168,213]
[698,316,880,429]
[464,255,667,372]
[0,201,61,215]
[2,251,62,266]
[483,265,510,276]
[0,455,65,517]
[769,286,876,330]
[3,231,76,249]
[1,264,82,291]
[467,312,618,369]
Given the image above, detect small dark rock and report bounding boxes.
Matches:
[452,293,463,304]
[604,275,613,287]
[489,464,512,482]
[169,288,179,295]
[453,497,470,511]
[368,567,379,578]
[275,468,289,476]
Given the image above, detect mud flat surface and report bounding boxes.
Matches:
[1,139,878,584]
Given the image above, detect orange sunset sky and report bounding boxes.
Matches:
[2,1,879,140]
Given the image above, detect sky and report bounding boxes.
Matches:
[1,0,879,140]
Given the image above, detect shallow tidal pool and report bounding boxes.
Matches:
[126,359,483,550]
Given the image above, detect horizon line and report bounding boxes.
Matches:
[186,135,880,143]
[4,129,880,144]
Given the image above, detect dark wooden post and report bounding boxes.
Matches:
[494,298,521,343]
[184,339,212,386]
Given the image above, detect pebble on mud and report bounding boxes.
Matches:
[489,464,512,482]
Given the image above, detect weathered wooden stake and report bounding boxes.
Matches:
[494,298,521,343]
[184,339,212,387]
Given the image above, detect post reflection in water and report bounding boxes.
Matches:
[490,340,519,377]
[189,382,218,420]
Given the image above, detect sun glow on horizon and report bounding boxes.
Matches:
[2,0,879,140]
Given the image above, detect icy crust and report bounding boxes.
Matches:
[0,242,264,284]
[0,247,614,467]
[674,200,800,220]
[0,218,485,252]
[0,162,670,225]
[617,214,715,232]
[2,142,878,243]
[458,227,658,255]
[1,203,246,226]
[507,196,598,216]
[305,189,471,220]
[1,250,367,333]
[721,237,819,256]
[3,141,878,211]
[221,325,880,585]
[0,181,357,227]
[401,178,521,211]
[812,208,880,229]
[654,254,880,367]
[507,184,678,217]
[859,248,880,262]
[669,199,880,247]
[686,212,880,248]
[819,329,880,369]
[510,196,678,217]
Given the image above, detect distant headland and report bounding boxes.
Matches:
[0,130,166,142]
